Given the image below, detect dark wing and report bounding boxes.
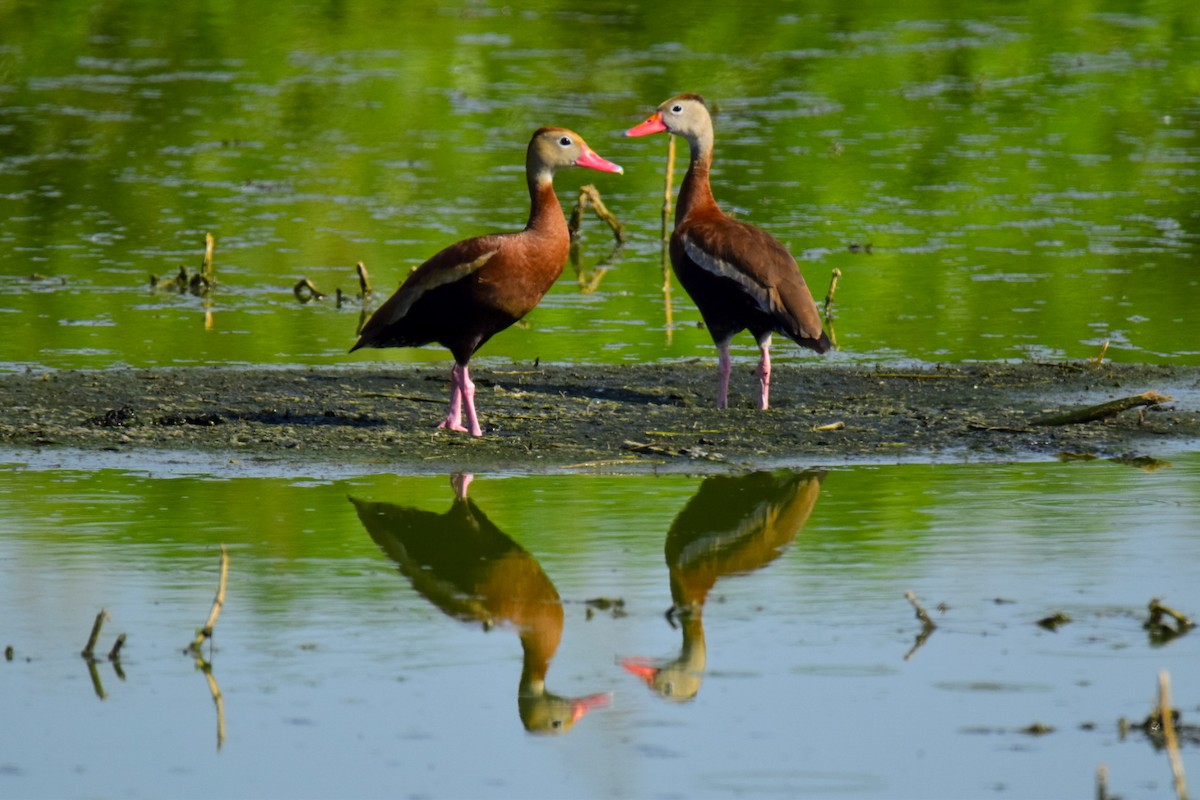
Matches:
[679,217,828,348]
[352,236,501,350]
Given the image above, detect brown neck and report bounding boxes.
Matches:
[676,144,717,226]
[526,178,566,237]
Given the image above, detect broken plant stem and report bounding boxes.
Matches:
[1032,391,1172,426]
[82,610,109,661]
[1150,598,1194,629]
[356,261,372,297]
[823,267,842,350]
[567,186,626,293]
[108,633,127,662]
[903,592,938,661]
[1159,670,1189,800]
[661,135,675,249]
[661,135,676,341]
[202,232,216,283]
[189,545,229,655]
[293,278,326,303]
[568,185,628,245]
[905,591,937,629]
[823,267,842,318]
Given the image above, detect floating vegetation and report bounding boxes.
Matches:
[151,233,216,296]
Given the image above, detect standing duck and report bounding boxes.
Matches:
[351,474,611,734]
[350,128,622,436]
[626,95,831,410]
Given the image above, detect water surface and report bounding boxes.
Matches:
[2,457,1198,798]
[1,2,1197,371]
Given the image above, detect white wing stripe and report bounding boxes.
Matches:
[681,235,775,315]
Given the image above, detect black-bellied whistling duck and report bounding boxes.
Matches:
[626,95,831,410]
[621,469,824,701]
[351,474,610,734]
[350,129,622,436]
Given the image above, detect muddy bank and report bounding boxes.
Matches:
[1,361,1197,474]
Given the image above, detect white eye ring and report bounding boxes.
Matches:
[558,135,572,147]
[670,104,683,113]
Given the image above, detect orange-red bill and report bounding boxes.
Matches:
[620,657,660,685]
[570,692,613,723]
[626,112,667,137]
[576,145,623,174]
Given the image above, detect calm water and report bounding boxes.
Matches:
[2,458,1199,799]
[1,2,1197,371]
[2,3,1199,798]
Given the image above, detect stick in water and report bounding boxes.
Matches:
[1159,670,1189,800]
[189,545,229,654]
[82,610,109,661]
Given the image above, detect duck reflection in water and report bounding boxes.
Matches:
[350,474,610,734]
[622,469,825,702]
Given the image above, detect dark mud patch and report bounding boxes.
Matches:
[1,361,1197,475]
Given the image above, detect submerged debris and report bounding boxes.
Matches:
[584,597,627,620]
[1036,612,1072,631]
[1145,598,1195,646]
[150,233,217,296]
[1018,722,1055,736]
[903,591,938,661]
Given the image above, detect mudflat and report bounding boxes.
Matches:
[1,361,1197,474]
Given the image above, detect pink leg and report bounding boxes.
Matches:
[450,473,474,500]
[716,342,732,410]
[459,365,482,437]
[438,364,468,433]
[756,333,772,411]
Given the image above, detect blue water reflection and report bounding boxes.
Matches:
[621,470,825,701]
[352,474,611,734]
[2,458,1198,798]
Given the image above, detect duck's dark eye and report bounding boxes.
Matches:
[558,135,572,147]
[671,104,683,114]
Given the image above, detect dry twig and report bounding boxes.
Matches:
[567,185,626,292]
[81,610,109,661]
[356,261,372,297]
[1147,598,1196,645]
[107,633,126,662]
[903,591,938,661]
[1032,391,1171,426]
[1159,670,1189,800]
[661,135,676,337]
[293,278,326,303]
[201,232,216,283]
[822,268,842,350]
[568,185,626,245]
[188,545,229,655]
[823,267,842,318]
[905,591,937,629]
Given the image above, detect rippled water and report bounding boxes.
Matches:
[2,457,1199,798]
[1,3,1197,371]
